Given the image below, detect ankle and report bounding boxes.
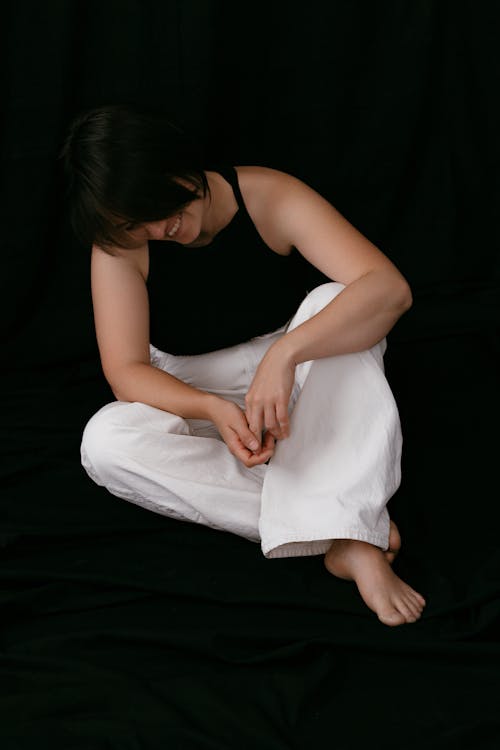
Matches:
[324,538,387,581]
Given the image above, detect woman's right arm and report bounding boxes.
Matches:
[91,243,214,417]
[90,244,272,466]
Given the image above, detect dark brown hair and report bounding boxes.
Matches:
[59,103,209,252]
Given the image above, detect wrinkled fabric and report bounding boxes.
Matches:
[81,283,401,558]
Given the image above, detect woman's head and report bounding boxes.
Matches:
[59,103,209,252]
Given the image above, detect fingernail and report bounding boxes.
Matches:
[249,441,259,451]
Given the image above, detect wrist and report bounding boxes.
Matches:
[269,334,299,368]
[200,392,225,422]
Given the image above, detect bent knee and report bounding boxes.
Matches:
[305,281,345,310]
[288,282,345,331]
[80,401,190,481]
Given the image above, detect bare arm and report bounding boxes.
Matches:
[90,244,216,418]
[238,167,412,444]
[273,176,411,363]
[90,244,272,466]
[240,166,412,364]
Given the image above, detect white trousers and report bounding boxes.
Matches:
[81,282,402,559]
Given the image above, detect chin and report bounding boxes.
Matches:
[182,229,203,247]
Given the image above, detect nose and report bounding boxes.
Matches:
[143,220,167,240]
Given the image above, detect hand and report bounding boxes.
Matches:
[244,342,296,448]
[207,397,276,468]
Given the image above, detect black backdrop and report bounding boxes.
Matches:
[2,1,500,748]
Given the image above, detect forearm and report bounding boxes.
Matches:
[108,361,219,420]
[277,270,412,365]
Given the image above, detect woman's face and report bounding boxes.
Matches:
[120,171,209,247]
[123,197,204,246]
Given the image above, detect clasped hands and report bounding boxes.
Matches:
[208,344,296,468]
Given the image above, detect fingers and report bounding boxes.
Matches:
[264,405,284,440]
[246,411,264,451]
[264,403,290,440]
[261,430,276,453]
[211,400,275,468]
[275,402,290,439]
[243,349,295,443]
[229,405,261,453]
[241,424,260,453]
[228,429,274,468]
[225,409,273,467]
[246,400,290,442]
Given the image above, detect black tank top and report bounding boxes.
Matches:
[146,166,328,355]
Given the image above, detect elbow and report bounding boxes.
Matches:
[108,378,127,402]
[369,267,413,314]
[111,387,127,402]
[109,376,133,403]
[392,276,413,314]
[102,365,132,403]
[400,280,413,312]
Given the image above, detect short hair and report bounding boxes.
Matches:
[59,103,209,252]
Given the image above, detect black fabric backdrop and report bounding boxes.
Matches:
[1,1,500,748]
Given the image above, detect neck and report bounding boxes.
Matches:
[190,170,238,246]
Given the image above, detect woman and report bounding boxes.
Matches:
[60,103,426,626]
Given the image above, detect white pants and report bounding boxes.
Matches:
[81,282,402,559]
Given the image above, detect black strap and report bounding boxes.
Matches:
[211,165,245,210]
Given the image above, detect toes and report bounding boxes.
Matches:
[397,599,419,623]
[396,586,428,622]
[378,608,406,627]
[376,589,423,626]
[377,584,424,625]
[401,595,422,621]
[405,587,427,612]
[414,592,427,607]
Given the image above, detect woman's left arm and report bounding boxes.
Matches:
[243,168,412,445]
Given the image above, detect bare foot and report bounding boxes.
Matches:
[324,537,426,627]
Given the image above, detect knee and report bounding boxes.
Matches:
[305,281,345,311]
[289,282,345,330]
[81,402,137,482]
[80,401,189,482]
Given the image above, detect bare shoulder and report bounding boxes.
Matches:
[91,242,149,281]
[234,166,397,285]
[234,166,321,255]
[235,165,307,200]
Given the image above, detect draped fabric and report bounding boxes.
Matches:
[2,1,499,747]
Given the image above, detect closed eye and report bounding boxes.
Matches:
[112,221,139,232]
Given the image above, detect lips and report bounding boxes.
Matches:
[166,213,182,238]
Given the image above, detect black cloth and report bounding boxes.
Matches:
[147,166,326,355]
